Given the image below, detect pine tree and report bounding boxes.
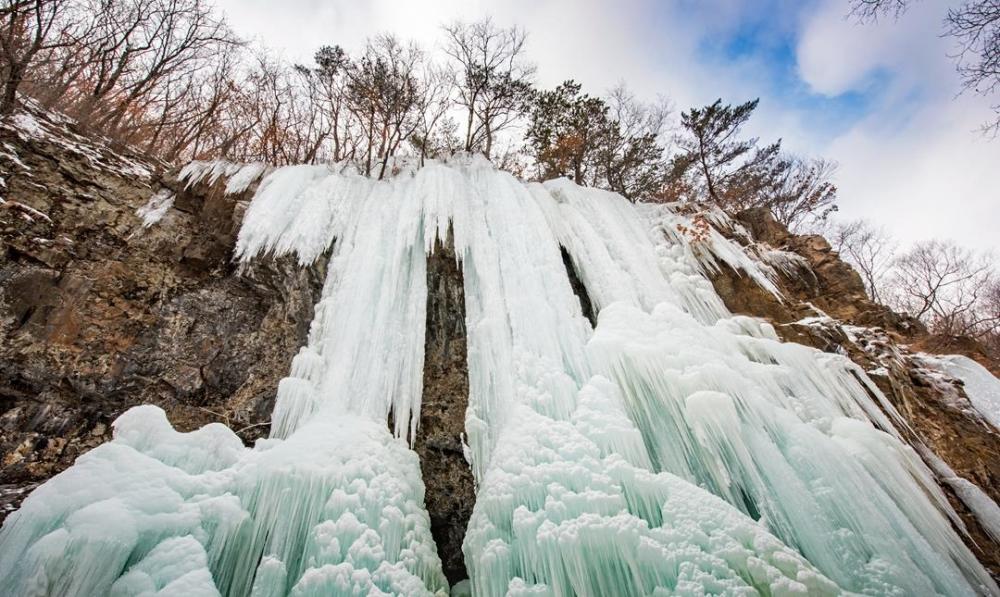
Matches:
[674,98,785,206]
[526,80,610,184]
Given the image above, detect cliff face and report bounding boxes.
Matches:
[0,108,326,519]
[418,233,475,584]
[1,106,998,584]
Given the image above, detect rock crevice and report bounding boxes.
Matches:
[414,231,475,584]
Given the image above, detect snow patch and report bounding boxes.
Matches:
[920,354,1000,431]
[136,189,175,227]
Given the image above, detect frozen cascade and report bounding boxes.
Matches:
[1,156,997,596]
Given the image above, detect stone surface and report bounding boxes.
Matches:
[414,232,475,585]
[0,107,327,522]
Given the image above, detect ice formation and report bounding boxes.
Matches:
[179,160,269,196]
[922,353,1000,431]
[136,189,176,227]
[2,156,998,596]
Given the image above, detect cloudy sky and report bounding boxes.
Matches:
[215,0,998,251]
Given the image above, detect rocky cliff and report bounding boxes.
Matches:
[1,104,998,583]
[0,107,327,519]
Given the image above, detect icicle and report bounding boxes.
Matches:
[226,163,268,195]
[455,167,837,595]
[179,160,244,189]
[136,189,176,227]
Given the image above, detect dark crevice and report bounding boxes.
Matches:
[415,227,475,585]
[560,245,597,327]
[849,369,891,434]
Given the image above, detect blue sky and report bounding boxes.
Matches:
[693,1,882,139]
[217,0,998,251]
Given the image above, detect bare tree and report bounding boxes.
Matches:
[410,62,454,165]
[851,0,1000,133]
[849,0,908,20]
[598,85,671,200]
[768,157,839,232]
[830,219,897,303]
[344,34,424,178]
[93,0,239,134]
[442,18,534,160]
[309,45,352,162]
[979,281,1000,354]
[0,0,81,114]
[947,1,1000,134]
[143,46,237,160]
[888,240,997,336]
[14,0,240,149]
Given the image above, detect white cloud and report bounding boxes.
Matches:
[796,0,946,97]
[795,0,1000,252]
[826,92,1000,251]
[215,0,998,252]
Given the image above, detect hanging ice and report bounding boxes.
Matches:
[1,156,997,596]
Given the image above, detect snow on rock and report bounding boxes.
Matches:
[1,198,53,223]
[1,157,997,596]
[917,444,1000,544]
[136,189,176,227]
[1,102,153,180]
[921,354,1000,431]
[755,246,812,277]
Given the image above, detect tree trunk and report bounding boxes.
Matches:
[697,136,718,202]
[0,63,24,115]
[484,122,493,161]
[464,107,474,152]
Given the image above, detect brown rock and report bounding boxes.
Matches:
[0,106,327,522]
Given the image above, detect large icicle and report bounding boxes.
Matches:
[0,407,448,596]
[0,163,452,595]
[539,181,997,594]
[439,162,841,595]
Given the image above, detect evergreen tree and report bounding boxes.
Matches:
[674,98,785,205]
[667,98,837,229]
[526,80,610,184]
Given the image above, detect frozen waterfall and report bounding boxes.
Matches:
[1,156,997,596]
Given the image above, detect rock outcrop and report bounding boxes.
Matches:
[0,107,326,520]
[417,232,475,584]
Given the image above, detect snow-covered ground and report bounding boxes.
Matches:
[1,157,997,596]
